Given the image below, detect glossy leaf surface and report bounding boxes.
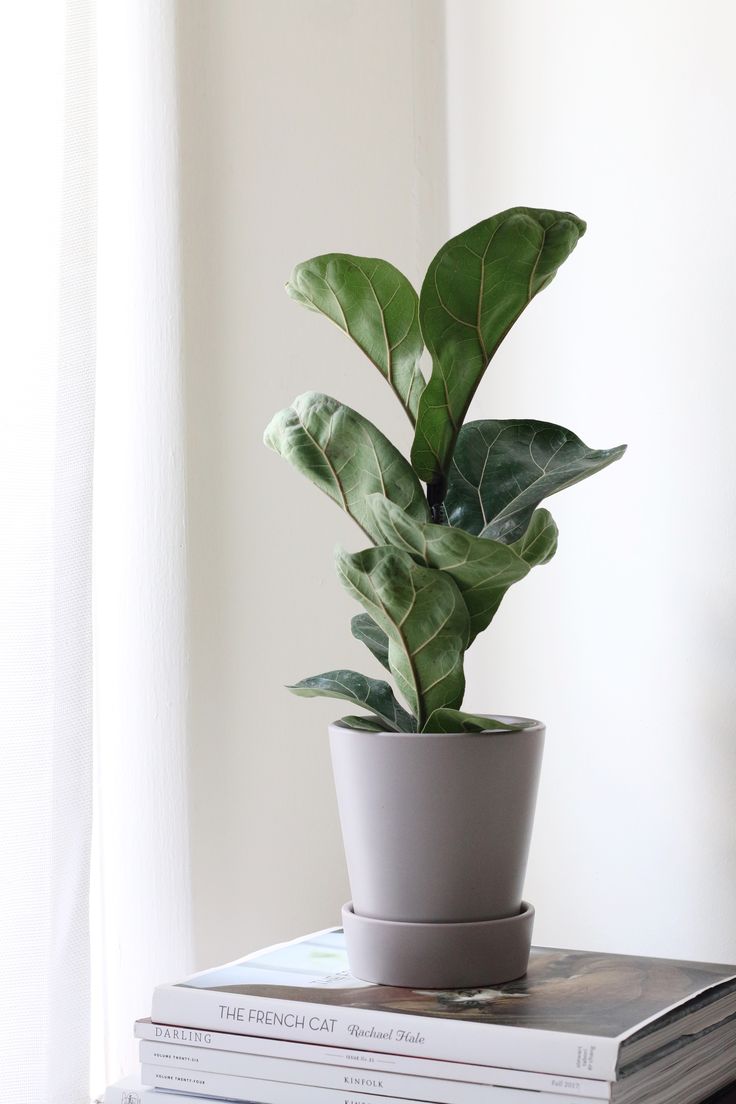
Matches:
[264,392,430,542]
[288,670,415,732]
[422,708,527,733]
[287,254,425,422]
[368,496,558,642]
[336,714,391,733]
[412,207,586,484]
[336,545,469,728]
[446,419,626,543]
[351,613,390,671]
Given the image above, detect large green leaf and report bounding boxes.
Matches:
[446,419,626,543]
[287,255,425,423]
[288,670,415,732]
[264,392,430,542]
[411,207,586,485]
[351,613,390,671]
[368,496,558,643]
[422,708,526,734]
[336,714,392,733]
[335,545,469,729]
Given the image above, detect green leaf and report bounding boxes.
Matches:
[514,506,560,565]
[264,392,430,542]
[335,545,469,729]
[351,613,390,671]
[422,708,527,733]
[286,255,425,423]
[288,670,416,732]
[368,496,558,643]
[446,419,626,543]
[411,207,586,485]
[334,715,390,733]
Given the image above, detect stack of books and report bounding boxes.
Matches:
[104,927,736,1104]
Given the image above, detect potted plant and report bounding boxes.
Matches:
[264,207,625,988]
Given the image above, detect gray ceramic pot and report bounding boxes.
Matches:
[329,717,544,988]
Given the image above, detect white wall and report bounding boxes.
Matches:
[176,0,447,967]
[178,0,736,970]
[446,0,736,961]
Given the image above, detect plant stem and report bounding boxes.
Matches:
[427,478,447,524]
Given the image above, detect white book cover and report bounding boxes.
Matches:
[150,926,736,1080]
[139,1061,597,1104]
[135,1017,607,1098]
[140,1037,603,1103]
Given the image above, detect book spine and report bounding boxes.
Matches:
[151,984,619,1080]
[140,1062,599,1104]
[141,1039,604,1104]
[134,1020,609,1099]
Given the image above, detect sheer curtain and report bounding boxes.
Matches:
[0,2,192,1101]
[92,0,193,1089]
[0,4,95,1101]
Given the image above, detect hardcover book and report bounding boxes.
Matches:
[150,927,736,1083]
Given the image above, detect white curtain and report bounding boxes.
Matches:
[92,0,193,1089]
[0,3,95,1101]
[0,2,192,1101]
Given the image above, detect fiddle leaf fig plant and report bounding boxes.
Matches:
[264,207,626,733]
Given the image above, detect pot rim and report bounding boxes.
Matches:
[330,714,544,737]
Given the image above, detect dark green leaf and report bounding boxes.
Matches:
[514,507,560,565]
[334,715,390,733]
[422,708,527,733]
[351,613,390,671]
[368,496,558,643]
[264,392,430,542]
[335,545,469,729]
[287,255,425,423]
[412,207,586,484]
[288,670,416,732]
[447,419,626,543]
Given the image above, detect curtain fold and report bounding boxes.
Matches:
[92,0,193,1089]
[1,2,192,1100]
[1,3,96,1102]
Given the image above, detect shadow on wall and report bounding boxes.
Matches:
[175,0,448,968]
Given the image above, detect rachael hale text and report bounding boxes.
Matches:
[217,1004,426,1046]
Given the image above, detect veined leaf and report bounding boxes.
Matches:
[287,255,425,423]
[351,613,390,671]
[514,507,560,565]
[446,419,626,543]
[368,496,558,643]
[335,545,469,729]
[288,670,416,732]
[412,207,586,485]
[264,392,430,542]
[334,715,390,733]
[423,708,527,734]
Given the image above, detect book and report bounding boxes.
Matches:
[104,1076,736,1104]
[139,1062,594,1104]
[139,1037,601,1103]
[137,1012,736,1104]
[136,1017,606,1098]
[150,926,736,1081]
